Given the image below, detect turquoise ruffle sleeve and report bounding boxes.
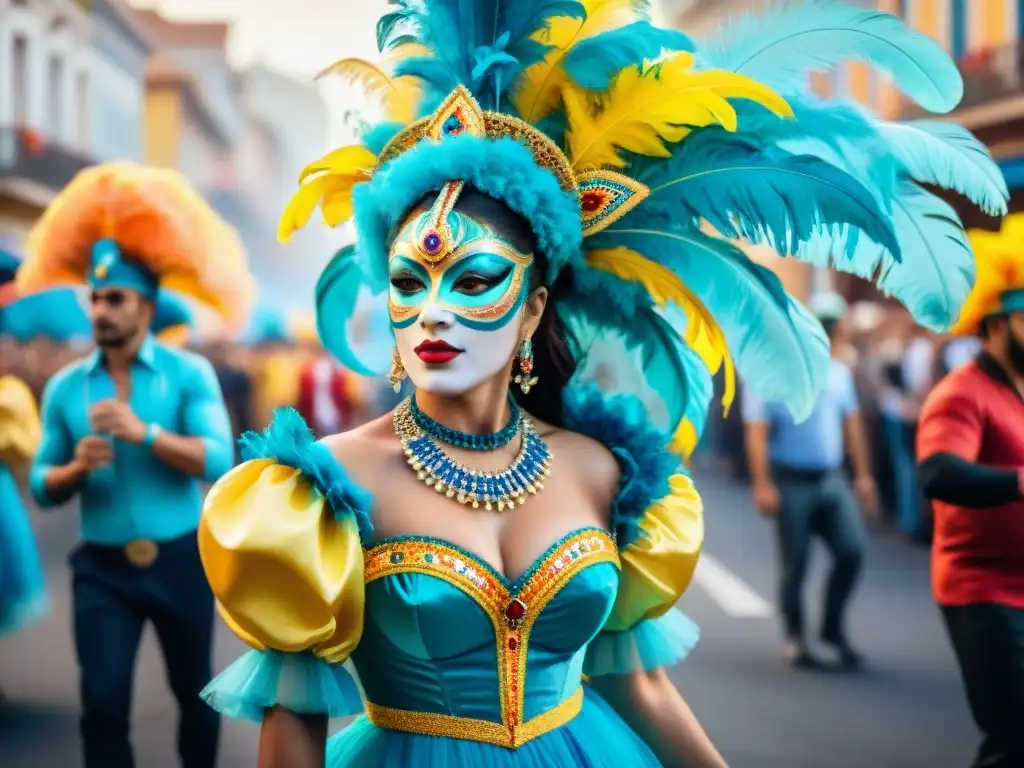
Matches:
[583,608,700,676]
[201,649,364,722]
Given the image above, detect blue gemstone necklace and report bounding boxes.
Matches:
[393,397,551,511]
[409,392,521,450]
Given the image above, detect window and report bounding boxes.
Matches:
[76,71,90,150]
[48,56,65,137]
[12,35,28,125]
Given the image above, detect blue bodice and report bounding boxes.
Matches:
[352,528,620,742]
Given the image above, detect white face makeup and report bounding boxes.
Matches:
[388,182,535,396]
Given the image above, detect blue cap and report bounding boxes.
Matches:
[89,239,159,300]
[152,290,194,334]
[0,248,19,287]
[1,288,91,342]
[998,288,1024,316]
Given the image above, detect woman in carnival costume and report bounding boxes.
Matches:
[198,2,1002,766]
[0,250,47,650]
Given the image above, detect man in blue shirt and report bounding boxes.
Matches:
[743,293,877,671]
[29,242,234,765]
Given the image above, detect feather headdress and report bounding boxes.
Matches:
[952,214,1024,336]
[16,163,254,328]
[283,0,1000,455]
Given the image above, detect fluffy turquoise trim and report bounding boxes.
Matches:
[352,134,582,288]
[584,609,700,676]
[200,649,363,722]
[239,408,374,544]
[562,385,679,549]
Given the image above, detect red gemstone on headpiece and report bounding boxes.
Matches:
[423,232,443,254]
[581,192,606,213]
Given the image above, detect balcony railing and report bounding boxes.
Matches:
[899,41,1024,120]
[0,126,94,195]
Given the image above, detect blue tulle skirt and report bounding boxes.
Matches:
[326,686,662,767]
[0,465,48,635]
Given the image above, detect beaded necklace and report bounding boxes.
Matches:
[393,397,551,511]
[409,392,521,450]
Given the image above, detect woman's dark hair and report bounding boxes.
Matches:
[402,187,579,426]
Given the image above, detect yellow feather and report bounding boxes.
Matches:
[584,247,735,416]
[512,0,643,123]
[669,418,699,460]
[314,57,420,125]
[565,54,792,171]
[953,213,1024,335]
[279,145,376,242]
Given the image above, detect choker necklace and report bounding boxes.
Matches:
[409,393,521,450]
[393,397,551,511]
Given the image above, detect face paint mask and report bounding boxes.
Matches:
[388,182,535,396]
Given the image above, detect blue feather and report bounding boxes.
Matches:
[362,122,405,155]
[880,121,1009,217]
[504,1,586,67]
[698,0,963,114]
[594,227,830,422]
[800,182,975,332]
[564,22,695,90]
[631,130,901,260]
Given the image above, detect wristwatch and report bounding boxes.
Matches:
[143,423,163,447]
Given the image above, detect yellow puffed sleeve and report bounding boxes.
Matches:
[603,473,704,632]
[0,375,41,468]
[199,457,365,664]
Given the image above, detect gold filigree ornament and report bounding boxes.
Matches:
[377,85,650,238]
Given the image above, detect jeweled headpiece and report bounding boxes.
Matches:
[285,0,1002,457]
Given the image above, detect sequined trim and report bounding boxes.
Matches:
[577,170,650,237]
[365,687,584,749]
[362,529,619,748]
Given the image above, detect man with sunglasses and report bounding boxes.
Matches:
[27,235,235,767]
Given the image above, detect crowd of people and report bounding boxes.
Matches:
[704,297,981,545]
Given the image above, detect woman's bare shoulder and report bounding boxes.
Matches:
[533,417,621,503]
[319,412,400,472]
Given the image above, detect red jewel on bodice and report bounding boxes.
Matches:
[504,597,527,624]
[508,637,519,650]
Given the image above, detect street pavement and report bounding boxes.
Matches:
[0,470,976,767]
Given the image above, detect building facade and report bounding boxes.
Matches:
[88,0,150,162]
[0,0,94,240]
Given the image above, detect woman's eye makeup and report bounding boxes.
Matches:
[389,273,426,293]
[453,271,504,295]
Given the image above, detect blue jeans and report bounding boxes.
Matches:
[882,415,922,535]
[71,531,219,768]
[773,466,867,643]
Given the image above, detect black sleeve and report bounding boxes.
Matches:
[919,452,1022,508]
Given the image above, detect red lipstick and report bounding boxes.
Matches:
[415,339,462,364]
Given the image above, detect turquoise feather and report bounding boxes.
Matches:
[631,130,901,260]
[564,22,695,90]
[800,182,975,332]
[880,121,1009,217]
[698,0,962,114]
[595,227,830,422]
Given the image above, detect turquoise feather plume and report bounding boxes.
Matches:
[880,121,1009,217]
[564,21,695,90]
[697,0,963,113]
[800,182,975,332]
[593,227,830,421]
[631,130,901,259]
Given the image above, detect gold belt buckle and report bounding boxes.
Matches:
[124,539,159,568]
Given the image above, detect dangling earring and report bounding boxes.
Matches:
[513,337,539,395]
[390,346,406,393]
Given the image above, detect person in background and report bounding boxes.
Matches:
[0,250,48,689]
[16,164,244,768]
[204,337,254,456]
[744,292,877,671]
[296,345,362,437]
[917,215,1024,768]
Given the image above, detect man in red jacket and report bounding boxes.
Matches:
[918,278,1024,768]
